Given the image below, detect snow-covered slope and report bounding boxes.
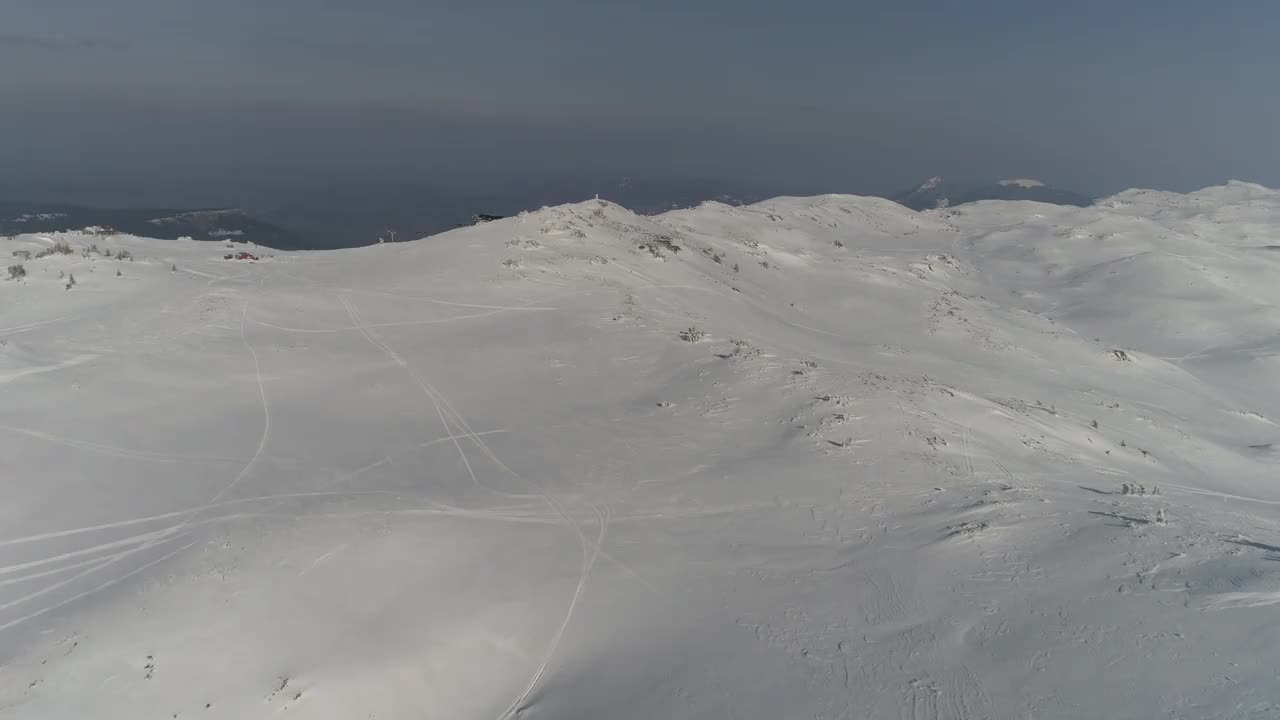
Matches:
[3,184,1280,719]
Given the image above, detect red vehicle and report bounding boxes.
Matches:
[235,251,258,261]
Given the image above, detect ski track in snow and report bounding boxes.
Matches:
[340,287,559,311]
[0,300,273,636]
[0,316,71,337]
[0,541,199,634]
[338,294,487,491]
[0,424,249,465]
[341,291,662,714]
[252,308,519,334]
[0,354,98,385]
[338,293,625,716]
[497,505,608,720]
[202,301,272,507]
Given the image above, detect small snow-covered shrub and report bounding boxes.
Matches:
[793,360,819,375]
[36,242,74,258]
[1121,482,1159,497]
[639,243,666,259]
[7,264,25,280]
[65,273,77,289]
[116,250,133,261]
[639,234,681,258]
[679,326,706,343]
[11,250,31,260]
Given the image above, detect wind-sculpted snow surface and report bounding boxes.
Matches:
[2,183,1279,719]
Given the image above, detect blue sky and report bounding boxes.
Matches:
[2,0,1277,204]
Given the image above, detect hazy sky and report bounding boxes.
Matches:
[2,0,1277,205]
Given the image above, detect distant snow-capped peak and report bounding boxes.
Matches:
[919,176,945,191]
[891,176,1092,211]
[998,178,1046,188]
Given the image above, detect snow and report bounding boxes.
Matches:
[3,184,1280,719]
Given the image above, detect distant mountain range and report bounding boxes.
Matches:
[0,178,785,251]
[891,177,1094,211]
[0,201,306,249]
[3,177,1094,251]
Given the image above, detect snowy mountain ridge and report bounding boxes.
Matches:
[2,183,1280,719]
[893,176,1093,211]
